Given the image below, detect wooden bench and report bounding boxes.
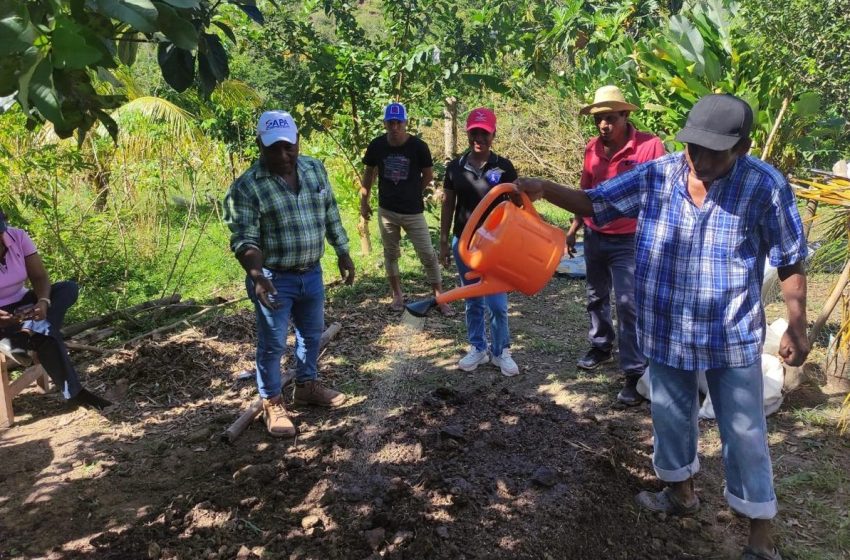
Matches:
[0,353,52,428]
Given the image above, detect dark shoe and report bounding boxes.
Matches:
[0,335,33,368]
[576,347,613,370]
[741,546,782,560]
[68,388,112,411]
[617,376,645,406]
[635,487,700,516]
[293,380,346,407]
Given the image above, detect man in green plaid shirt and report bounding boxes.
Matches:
[224,110,355,438]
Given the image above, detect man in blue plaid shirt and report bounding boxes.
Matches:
[224,110,355,438]
[518,94,808,560]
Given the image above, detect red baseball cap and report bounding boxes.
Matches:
[466,107,496,133]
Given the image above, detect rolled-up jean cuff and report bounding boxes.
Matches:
[653,455,700,482]
[725,487,778,519]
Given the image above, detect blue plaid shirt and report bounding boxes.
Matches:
[587,153,806,370]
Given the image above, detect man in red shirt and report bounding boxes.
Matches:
[568,85,665,405]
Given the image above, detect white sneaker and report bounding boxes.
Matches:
[458,348,490,371]
[491,348,519,377]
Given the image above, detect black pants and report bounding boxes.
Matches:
[1,281,82,399]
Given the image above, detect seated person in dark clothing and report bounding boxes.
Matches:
[0,209,110,410]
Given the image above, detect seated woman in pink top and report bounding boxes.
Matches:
[0,209,110,410]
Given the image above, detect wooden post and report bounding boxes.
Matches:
[358,211,372,256]
[443,97,457,162]
[221,322,343,443]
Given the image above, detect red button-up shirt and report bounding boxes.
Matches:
[581,124,665,234]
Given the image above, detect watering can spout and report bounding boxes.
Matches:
[404,277,513,318]
[404,298,437,318]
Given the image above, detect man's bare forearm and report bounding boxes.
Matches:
[778,261,807,333]
[542,181,594,216]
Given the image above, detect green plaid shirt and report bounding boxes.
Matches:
[223,156,350,269]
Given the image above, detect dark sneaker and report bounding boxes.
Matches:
[576,347,613,370]
[0,336,33,368]
[617,376,645,406]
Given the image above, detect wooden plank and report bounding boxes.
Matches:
[9,365,49,398]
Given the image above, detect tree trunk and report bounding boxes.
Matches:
[443,97,457,162]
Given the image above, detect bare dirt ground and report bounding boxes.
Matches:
[1,276,849,560]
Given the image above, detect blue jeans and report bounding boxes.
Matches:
[0,281,83,399]
[452,237,509,355]
[246,266,325,399]
[649,358,777,519]
[583,228,645,377]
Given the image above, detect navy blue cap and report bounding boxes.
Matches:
[383,102,407,122]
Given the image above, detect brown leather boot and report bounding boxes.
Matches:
[262,396,296,437]
[293,380,346,407]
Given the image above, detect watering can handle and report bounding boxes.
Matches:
[457,183,537,265]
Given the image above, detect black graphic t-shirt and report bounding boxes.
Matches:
[444,152,518,238]
[363,134,434,214]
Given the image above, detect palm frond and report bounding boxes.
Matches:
[211,80,265,111]
[111,66,148,101]
[111,96,199,144]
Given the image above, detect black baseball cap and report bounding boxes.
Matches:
[675,94,753,151]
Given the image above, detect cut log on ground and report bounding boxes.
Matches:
[63,295,181,338]
[121,297,248,348]
[75,327,115,345]
[65,341,132,356]
[222,322,342,443]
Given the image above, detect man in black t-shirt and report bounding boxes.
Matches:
[360,102,452,315]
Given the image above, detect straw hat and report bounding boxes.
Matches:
[580,85,639,115]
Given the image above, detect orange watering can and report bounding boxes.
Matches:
[405,183,566,317]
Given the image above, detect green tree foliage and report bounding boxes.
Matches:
[740,0,850,119]
[0,0,271,140]
[555,0,847,170]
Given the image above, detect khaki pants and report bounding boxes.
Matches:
[377,207,441,284]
